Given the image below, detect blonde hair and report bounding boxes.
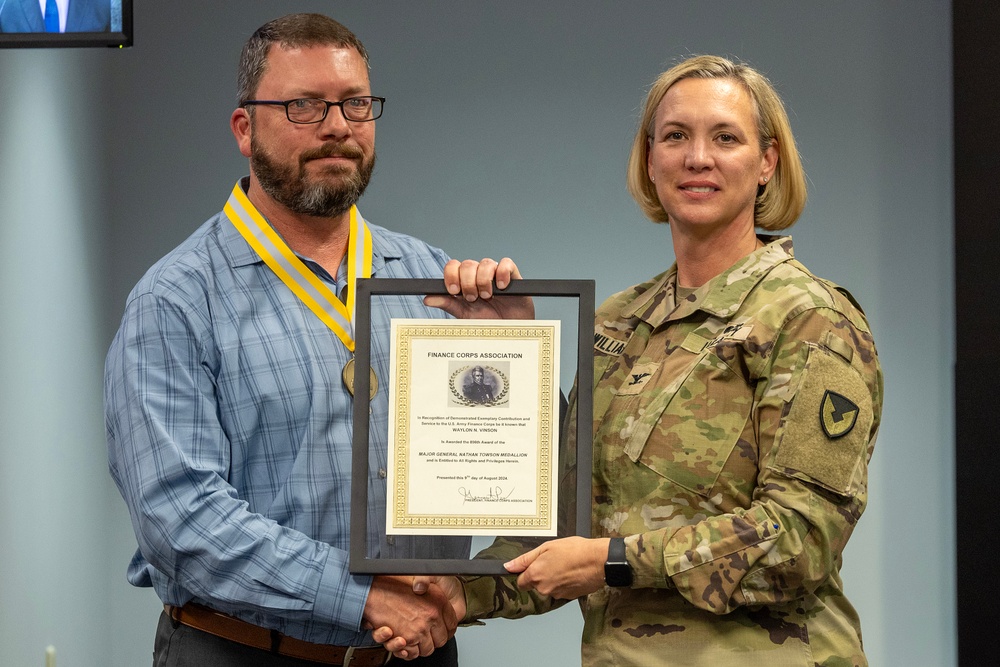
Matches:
[626,55,807,230]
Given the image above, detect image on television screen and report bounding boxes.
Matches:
[0,0,132,48]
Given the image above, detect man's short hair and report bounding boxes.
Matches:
[237,13,370,107]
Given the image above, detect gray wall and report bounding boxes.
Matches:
[0,2,953,665]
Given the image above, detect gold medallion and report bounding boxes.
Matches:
[343,358,378,399]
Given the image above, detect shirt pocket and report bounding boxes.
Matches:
[624,332,754,498]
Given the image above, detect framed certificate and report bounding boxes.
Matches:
[386,318,560,537]
[349,278,594,575]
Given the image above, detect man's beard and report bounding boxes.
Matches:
[251,136,376,218]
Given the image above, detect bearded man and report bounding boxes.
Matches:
[105,13,524,667]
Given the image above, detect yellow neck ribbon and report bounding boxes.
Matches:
[223,182,373,351]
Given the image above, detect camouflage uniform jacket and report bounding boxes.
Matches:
[464,236,883,666]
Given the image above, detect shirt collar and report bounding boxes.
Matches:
[624,235,795,326]
[222,176,388,276]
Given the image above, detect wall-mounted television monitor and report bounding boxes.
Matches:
[0,0,132,48]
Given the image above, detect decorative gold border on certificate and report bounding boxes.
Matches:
[390,322,557,532]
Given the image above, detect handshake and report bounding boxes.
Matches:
[361,575,465,661]
[361,536,609,661]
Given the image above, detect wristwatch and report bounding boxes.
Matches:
[604,537,633,587]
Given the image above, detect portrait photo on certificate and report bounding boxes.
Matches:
[386,319,560,536]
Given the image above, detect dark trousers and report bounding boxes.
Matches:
[153,611,459,667]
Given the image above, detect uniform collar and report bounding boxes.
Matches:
[624,235,795,327]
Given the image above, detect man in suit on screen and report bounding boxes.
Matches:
[0,0,111,33]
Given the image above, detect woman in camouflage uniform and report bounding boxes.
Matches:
[384,55,883,667]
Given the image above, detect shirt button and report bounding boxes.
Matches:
[378,468,387,479]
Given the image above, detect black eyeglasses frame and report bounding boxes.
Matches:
[242,96,385,124]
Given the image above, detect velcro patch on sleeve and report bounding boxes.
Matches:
[771,344,873,497]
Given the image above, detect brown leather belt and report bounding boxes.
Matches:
[165,603,391,666]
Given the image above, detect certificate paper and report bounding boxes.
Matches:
[386,319,559,536]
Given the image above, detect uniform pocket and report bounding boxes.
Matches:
[626,345,753,497]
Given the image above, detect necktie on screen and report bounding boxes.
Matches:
[44,0,59,33]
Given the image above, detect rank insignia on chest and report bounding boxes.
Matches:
[615,361,659,395]
[820,390,859,439]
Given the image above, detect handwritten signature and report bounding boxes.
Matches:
[458,485,516,503]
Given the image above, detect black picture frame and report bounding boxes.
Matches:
[349,278,594,575]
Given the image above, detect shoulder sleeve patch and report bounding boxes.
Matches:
[820,390,858,438]
[771,344,873,497]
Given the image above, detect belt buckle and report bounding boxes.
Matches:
[343,644,390,666]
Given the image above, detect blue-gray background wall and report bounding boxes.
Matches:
[0,2,952,665]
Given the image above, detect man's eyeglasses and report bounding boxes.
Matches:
[242,96,385,124]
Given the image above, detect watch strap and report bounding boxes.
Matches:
[608,536,626,563]
[604,537,633,587]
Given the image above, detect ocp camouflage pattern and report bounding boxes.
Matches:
[464,236,883,666]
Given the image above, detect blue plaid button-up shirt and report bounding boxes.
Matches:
[106,186,467,645]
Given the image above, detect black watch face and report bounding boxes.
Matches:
[605,562,632,587]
